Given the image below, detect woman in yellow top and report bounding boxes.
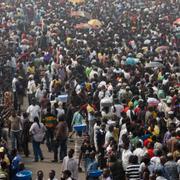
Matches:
[27,63,35,75]
[0,147,10,166]
[148,119,160,136]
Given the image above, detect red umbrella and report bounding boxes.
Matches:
[173,18,180,25]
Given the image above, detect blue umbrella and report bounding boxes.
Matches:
[125,57,139,65]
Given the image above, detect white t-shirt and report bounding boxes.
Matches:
[133,148,145,163]
[122,149,133,170]
[29,122,46,142]
[27,105,41,122]
[12,78,18,92]
[56,108,65,119]
[105,131,113,146]
[27,80,36,94]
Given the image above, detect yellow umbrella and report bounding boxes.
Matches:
[88,19,102,28]
[68,0,85,4]
[155,46,169,53]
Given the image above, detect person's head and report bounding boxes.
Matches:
[47,107,51,114]
[142,155,150,165]
[37,170,44,180]
[154,149,162,157]
[109,125,114,132]
[18,162,25,171]
[11,149,17,158]
[129,155,138,164]
[49,170,56,180]
[23,112,28,119]
[136,141,142,148]
[31,98,36,105]
[122,134,129,147]
[0,161,7,171]
[101,123,106,130]
[34,117,40,124]
[103,168,111,178]
[108,154,117,164]
[160,156,167,165]
[167,153,173,161]
[62,170,71,179]
[68,149,74,158]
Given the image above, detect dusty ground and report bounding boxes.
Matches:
[22,142,85,179]
[19,97,86,179]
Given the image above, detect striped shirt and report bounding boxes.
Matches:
[43,113,57,128]
[126,164,140,180]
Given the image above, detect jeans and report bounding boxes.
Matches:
[28,93,35,105]
[13,92,18,110]
[11,131,20,150]
[46,128,54,152]
[84,157,92,174]
[53,138,67,161]
[88,120,95,144]
[32,140,43,161]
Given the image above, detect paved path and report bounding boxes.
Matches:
[22,142,85,179]
[19,97,85,179]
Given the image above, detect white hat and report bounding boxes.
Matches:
[167,99,172,104]
[168,111,174,115]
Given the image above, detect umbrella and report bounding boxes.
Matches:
[136,53,143,59]
[173,18,180,25]
[74,23,90,29]
[145,62,165,68]
[147,98,159,106]
[125,57,139,65]
[144,39,151,45]
[21,39,29,44]
[68,0,85,4]
[70,10,91,18]
[155,46,169,53]
[88,19,102,28]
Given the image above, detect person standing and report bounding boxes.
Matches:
[125,155,140,180]
[86,102,96,144]
[43,107,57,152]
[62,149,78,180]
[12,74,18,110]
[52,115,68,162]
[21,112,31,157]
[26,99,41,123]
[16,76,25,111]
[27,75,36,105]
[164,153,179,180]
[8,110,22,151]
[29,117,46,162]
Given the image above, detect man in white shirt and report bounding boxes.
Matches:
[35,84,46,103]
[133,141,145,163]
[62,149,78,180]
[48,170,58,180]
[26,99,41,122]
[12,74,18,110]
[27,75,36,105]
[105,125,114,147]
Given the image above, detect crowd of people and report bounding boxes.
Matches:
[0,0,180,179]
